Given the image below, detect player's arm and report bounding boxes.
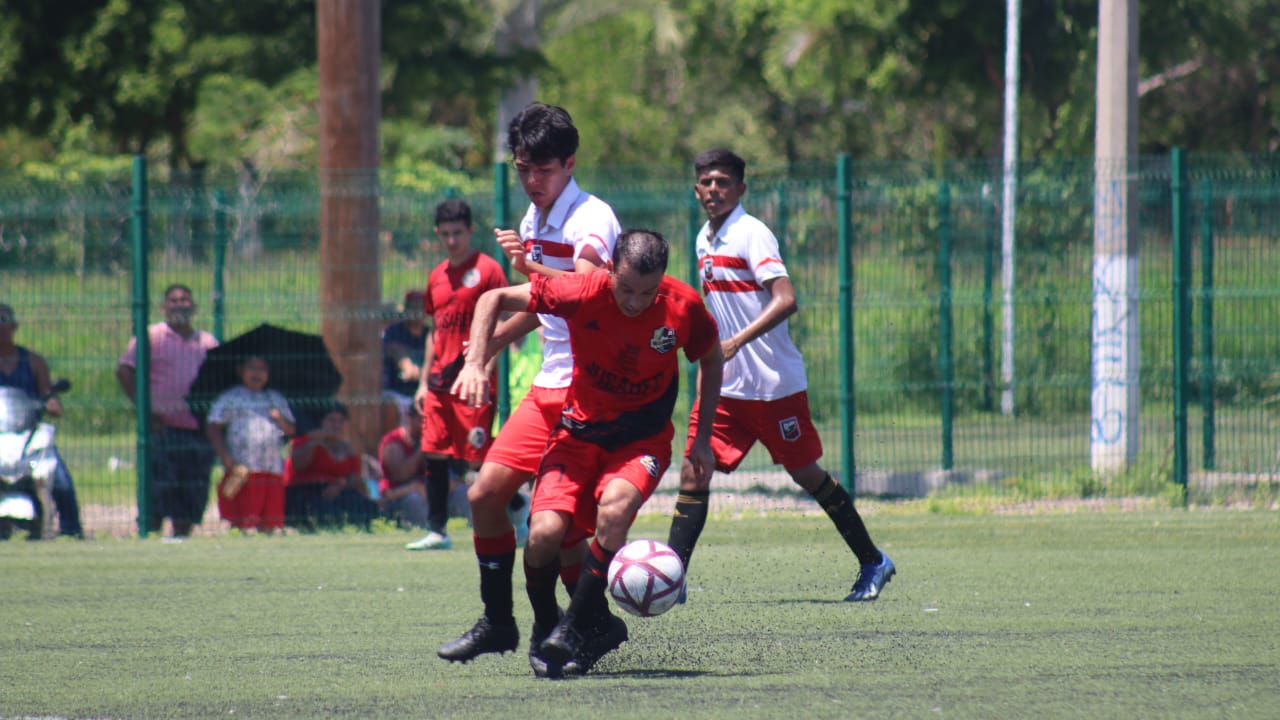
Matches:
[115,363,137,402]
[28,350,63,417]
[496,227,607,279]
[686,343,725,484]
[721,276,798,361]
[491,311,541,352]
[452,284,534,407]
[380,441,421,485]
[206,421,234,470]
[414,327,435,405]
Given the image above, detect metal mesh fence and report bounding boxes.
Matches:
[2,152,1277,537]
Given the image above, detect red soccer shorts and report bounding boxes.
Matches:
[686,391,824,473]
[481,385,569,475]
[421,389,496,464]
[531,425,673,537]
[217,471,285,531]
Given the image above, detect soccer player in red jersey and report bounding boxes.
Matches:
[404,199,508,551]
[437,103,621,666]
[453,229,724,677]
[666,149,894,603]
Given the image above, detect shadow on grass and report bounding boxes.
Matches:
[587,668,713,679]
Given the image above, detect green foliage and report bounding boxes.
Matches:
[1,0,1277,172]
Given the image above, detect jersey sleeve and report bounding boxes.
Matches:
[483,254,508,291]
[423,270,439,315]
[527,272,591,318]
[118,338,138,368]
[746,221,789,284]
[683,299,720,362]
[568,202,620,265]
[207,389,235,424]
[269,390,296,423]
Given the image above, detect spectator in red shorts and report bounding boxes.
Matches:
[206,355,296,534]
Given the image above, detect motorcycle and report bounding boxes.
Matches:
[0,378,70,540]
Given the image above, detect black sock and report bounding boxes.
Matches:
[667,489,710,571]
[560,561,581,597]
[812,474,882,566]
[565,539,615,629]
[478,547,517,626]
[425,459,450,534]
[524,558,562,631]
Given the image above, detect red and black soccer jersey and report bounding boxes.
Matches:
[423,250,507,392]
[527,270,718,449]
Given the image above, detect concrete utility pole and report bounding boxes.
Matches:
[317,0,382,454]
[999,0,1021,417]
[1091,0,1140,471]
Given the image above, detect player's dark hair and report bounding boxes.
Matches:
[615,229,669,276]
[507,102,579,164]
[694,148,746,182]
[434,198,472,227]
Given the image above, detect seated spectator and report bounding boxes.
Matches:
[377,401,431,530]
[205,356,296,534]
[284,404,379,532]
[380,291,429,435]
[0,302,83,539]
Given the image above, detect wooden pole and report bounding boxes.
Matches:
[317,0,382,454]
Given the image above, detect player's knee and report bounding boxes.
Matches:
[678,463,712,492]
[787,463,826,493]
[467,466,521,507]
[525,512,568,563]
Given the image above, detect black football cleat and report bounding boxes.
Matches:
[437,616,519,662]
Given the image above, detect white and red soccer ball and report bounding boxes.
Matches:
[607,539,686,617]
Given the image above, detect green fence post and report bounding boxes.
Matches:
[130,156,152,538]
[494,161,511,424]
[1170,148,1190,500]
[836,154,855,492]
[212,190,227,342]
[981,183,996,412]
[687,188,702,414]
[938,182,954,470]
[1199,178,1215,471]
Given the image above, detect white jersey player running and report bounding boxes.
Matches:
[666,148,896,603]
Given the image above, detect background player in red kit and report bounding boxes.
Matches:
[453,229,724,677]
[405,199,507,551]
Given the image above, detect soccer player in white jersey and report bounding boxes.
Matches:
[666,148,895,602]
[438,103,623,669]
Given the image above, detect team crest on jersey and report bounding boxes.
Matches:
[467,426,489,449]
[529,243,543,264]
[701,257,715,282]
[462,268,480,288]
[649,326,677,354]
[779,416,802,442]
[639,455,661,478]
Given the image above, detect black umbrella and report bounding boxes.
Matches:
[186,323,344,430]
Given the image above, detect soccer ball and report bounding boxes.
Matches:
[607,539,686,618]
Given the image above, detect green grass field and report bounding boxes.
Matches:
[4,510,1278,719]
